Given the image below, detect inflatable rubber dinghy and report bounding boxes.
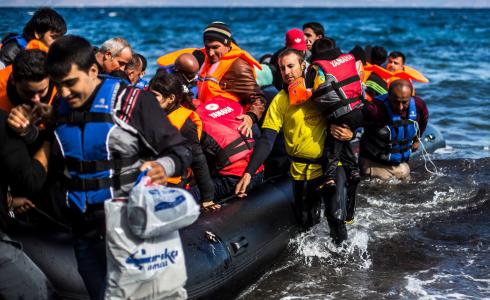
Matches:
[11,177,300,300]
[10,124,444,299]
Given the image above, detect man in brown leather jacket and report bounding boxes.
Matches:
[198,21,266,137]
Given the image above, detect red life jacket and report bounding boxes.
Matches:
[313,53,363,119]
[196,96,257,177]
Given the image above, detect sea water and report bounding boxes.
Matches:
[1,7,489,299]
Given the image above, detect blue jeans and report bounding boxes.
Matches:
[0,236,56,300]
[74,236,106,300]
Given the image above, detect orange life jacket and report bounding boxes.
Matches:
[25,39,49,53]
[362,63,374,83]
[0,65,13,112]
[364,64,428,97]
[197,43,261,103]
[0,65,57,112]
[166,105,203,185]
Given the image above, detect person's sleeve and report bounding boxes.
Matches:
[261,93,286,133]
[244,128,278,175]
[181,119,215,202]
[362,100,381,128]
[415,96,429,135]
[221,58,267,122]
[365,74,388,98]
[0,42,21,66]
[0,115,46,197]
[126,90,192,177]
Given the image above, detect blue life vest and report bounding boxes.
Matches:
[362,94,417,164]
[55,77,138,212]
[134,78,148,89]
[1,34,28,49]
[382,95,417,163]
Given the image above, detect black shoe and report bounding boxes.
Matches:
[328,219,348,246]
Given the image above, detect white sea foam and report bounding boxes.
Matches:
[290,219,372,270]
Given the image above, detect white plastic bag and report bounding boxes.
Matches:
[127,174,200,239]
[105,200,188,300]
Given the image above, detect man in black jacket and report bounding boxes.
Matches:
[0,110,55,299]
[10,35,192,300]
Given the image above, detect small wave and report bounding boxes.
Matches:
[404,269,490,299]
[108,12,118,17]
[289,219,372,270]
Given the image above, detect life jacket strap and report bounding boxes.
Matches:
[216,136,254,169]
[57,112,113,124]
[198,76,220,84]
[66,172,139,191]
[391,119,413,127]
[330,96,363,119]
[323,74,361,95]
[390,145,412,154]
[65,156,139,173]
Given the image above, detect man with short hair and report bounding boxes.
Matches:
[269,28,309,91]
[302,22,325,51]
[0,7,66,66]
[94,37,133,74]
[44,35,191,300]
[236,48,355,244]
[198,21,266,137]
[360,79,429,180]
[386,51,406,72]
[0,49,56,113]
[125,52,147,88]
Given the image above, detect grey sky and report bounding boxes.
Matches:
[1,0,489,7]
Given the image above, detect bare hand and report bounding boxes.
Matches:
[140,161,168,185]
[32,102,54,126]
[11,197,35,214]
[202,200,221,211]
[8,105,32,134]
[412,140,420,152]
[236,114,253,138]
[235,173,252,198]
[330,124,353,141]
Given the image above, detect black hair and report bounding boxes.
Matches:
[109,70,130,82]
[127,54,141,70]
[259,54,272,64]
[23,7,67,41]
[371,46,387,65]
[149,72,195,110]
[136,53,147,72]
[350,45,366,64]
[12,49,48,82]
[389,51,406,64]
[192,49,205,68]
[46,35,96,81]
[278,48,305,65]
[309,37,336,62]
[302,22,325,37]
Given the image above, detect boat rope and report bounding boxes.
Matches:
[415,121,441,176]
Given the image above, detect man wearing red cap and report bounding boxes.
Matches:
[268,28,308,91]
